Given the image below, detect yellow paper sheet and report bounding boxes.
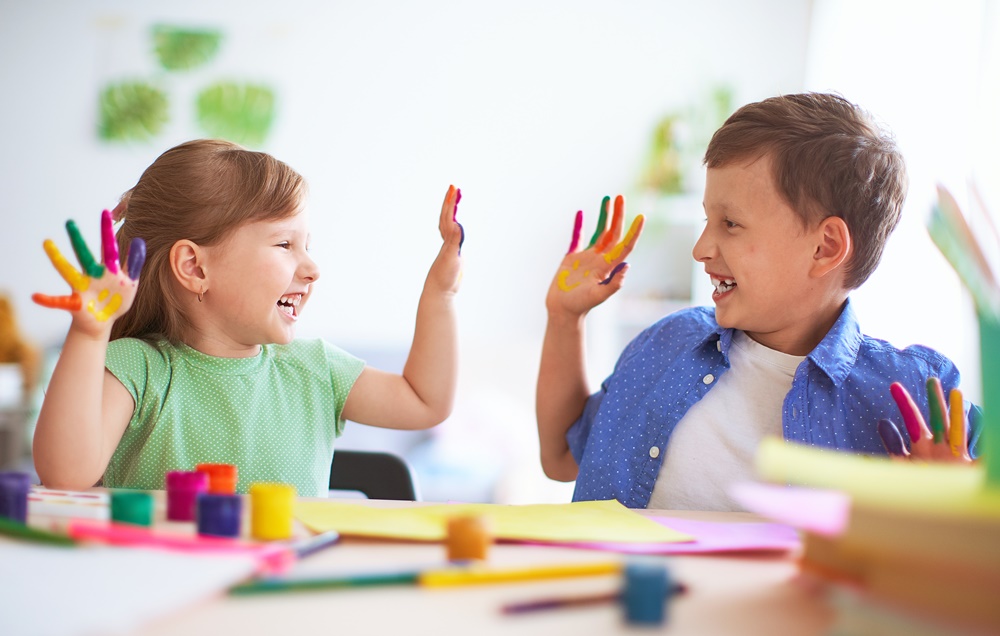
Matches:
[755,437,1000,517]
[294,499,692,543]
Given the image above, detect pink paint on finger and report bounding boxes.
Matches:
[568,210,583,254]
[890,382,927,442]
[101,209,119,274]
[453,187,462,221]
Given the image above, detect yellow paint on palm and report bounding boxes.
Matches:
[557,260,582,292]
[87,292,122,322]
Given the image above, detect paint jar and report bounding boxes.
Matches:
[622,561,671,625]
[0,471,31,523]
[197,493,243,538]
[250,482,295,540]
[195,463,238,494]
[165,470,208,522]
[446,515,492,561]
[110,490,154,526]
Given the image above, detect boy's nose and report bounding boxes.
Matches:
[692,227,713,262]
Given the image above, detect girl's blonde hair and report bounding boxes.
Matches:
[111,139,307,342]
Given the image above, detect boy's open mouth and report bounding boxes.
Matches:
[711,276,737,295]
[277,294,301,318]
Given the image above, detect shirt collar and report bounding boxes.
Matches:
[695,298,861,381]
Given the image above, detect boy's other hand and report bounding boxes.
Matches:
[883,379,973,464]
[545,195,644,319]
[32,209,146,338]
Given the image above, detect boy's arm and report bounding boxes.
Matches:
[342,186,463,429]
[31,211,145,488]
[536,197,644,481]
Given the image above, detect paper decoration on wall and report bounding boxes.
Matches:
[97,23,276,146]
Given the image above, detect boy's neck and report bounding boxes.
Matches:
[742,294,848,356]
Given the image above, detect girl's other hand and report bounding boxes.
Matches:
[545,195,644,320]
[32,209,146,338]
[427,184,464,294]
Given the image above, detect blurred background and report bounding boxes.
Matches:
[0,0,996,503]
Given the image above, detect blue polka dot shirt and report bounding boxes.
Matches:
[567,298,984,508]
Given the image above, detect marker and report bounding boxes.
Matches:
[501,583,687,614]
[289,530,341,559]
[926,378,948,444]
[419,560,621,588]
[0,516,77,546]
[949,388,967,458]
[67,520,294,574]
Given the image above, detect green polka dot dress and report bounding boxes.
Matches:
[103,338,364,496]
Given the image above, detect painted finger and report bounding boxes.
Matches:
[453,187,462,221]
[43,239,89,293]
[126,238,146,280]
[889,382,931,443]
[948,388,968,459]
[101,209,120,274]
[877,418,910,457]
[66,220,105,279]
[587,196,610,248]
[439,185,457,235]
[594,195,624,252]
[567,210,583,254]
[926,378,948,444]
[604,214,645,264]
[32,292,82,311]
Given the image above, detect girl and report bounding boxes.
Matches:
[32,139,463,496]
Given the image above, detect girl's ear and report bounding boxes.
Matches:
[811,216,851,279]
[169,240,208,295]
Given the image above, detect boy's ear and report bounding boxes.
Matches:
[811,216,851,279]
[169,240,208,295]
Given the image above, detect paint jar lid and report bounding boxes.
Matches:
[110,490,154,526]
[0,471,32,523]
[197,493,243,537]
[622,561,670,625]
[165,470,208,492]
[195,463,239,494]
[249,482,295,501]
[446,515,492,562]
[0,471,31,494]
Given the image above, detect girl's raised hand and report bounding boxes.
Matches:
[545,195,644,318]
[32,209,146,336]
[427,184,464,294]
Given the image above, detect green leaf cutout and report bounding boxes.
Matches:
[152,24,223,71]
[196,82,276,146]
[97,81,170,142]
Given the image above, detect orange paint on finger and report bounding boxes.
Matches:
[594,196,625,252]
[32,292,82,311]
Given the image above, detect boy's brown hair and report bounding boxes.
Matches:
[703,92,907,289]
[110,139,307,343]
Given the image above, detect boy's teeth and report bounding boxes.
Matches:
[712,277,736,293]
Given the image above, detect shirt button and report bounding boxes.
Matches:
[649,446,660,458]
[703,374,715,385]
[792,406,798,418]
[716,340,722,352]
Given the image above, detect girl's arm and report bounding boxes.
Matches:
[31,211,145,489]
[342,186,463,429]
[536,196,643,481]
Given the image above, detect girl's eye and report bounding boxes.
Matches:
[277,242,292,250]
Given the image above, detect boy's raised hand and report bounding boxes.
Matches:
[426,184,464,294]
[545,195,644,318]
[880,379,973,463]
[33,209,146,336]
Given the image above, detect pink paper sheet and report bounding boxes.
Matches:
[511,515,799,554]
[728,481,851,536]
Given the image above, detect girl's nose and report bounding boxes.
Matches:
[300,254,320,282]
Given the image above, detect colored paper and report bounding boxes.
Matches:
[728,481,850,536]
[754,437,1000,516]
[27,486,110,520]
[294,499,692,544]
[514,515,799,554]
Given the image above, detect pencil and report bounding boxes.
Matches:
[419,561,621,588]
[289,530,340,559]
[229,570,421,595]
[0,516,77,546]
[501,583,688,614]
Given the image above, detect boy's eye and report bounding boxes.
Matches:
[724,219,739,229]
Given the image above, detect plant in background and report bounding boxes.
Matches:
[197,82,275,147]
[152,25,222,71]
[97,81,169,142]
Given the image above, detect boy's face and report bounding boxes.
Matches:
[694,155,833,354]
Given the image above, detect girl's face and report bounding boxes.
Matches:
[198,209,319,355]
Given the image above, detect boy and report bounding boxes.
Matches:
[536,92,982,511]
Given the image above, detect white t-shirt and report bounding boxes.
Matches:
[648,330,804,511]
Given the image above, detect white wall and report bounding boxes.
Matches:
[0,0,814,502]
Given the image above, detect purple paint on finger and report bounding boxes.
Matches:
[877,418,910,456]
[457,222,465,255]
[101,209,120,274]
[599,262,627,285]
[126,238,146,280]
